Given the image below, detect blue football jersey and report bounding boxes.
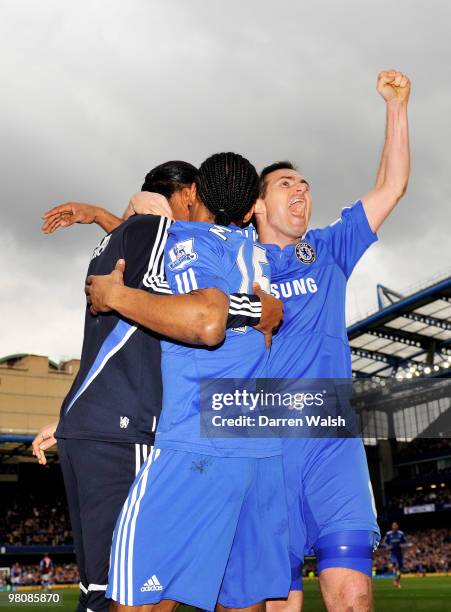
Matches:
[156,221,280,457]
[266,202,377,378]
[384,530,407,551]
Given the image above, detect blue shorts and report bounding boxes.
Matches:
[390,552,403,568]
[283,437,380,586]
[106,448,290,610]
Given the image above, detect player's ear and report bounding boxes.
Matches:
[242,205,255,224]
[189,182,197,204]
[180,186,193,211]
[254,197,266,217]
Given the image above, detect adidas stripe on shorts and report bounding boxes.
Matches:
[106,448,291,610]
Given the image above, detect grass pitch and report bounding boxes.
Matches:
[302,576,451,611]
[24,577,451,611]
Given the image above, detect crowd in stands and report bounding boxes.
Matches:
[1,530,450,579]
[385,486,451,512]
[0,496,72,546]
[1,563,79,586]
[2,491,450,578]
[374,528,451,574]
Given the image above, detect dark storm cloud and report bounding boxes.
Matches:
[1,0,450,359]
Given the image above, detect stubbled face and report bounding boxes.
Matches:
[256,168,312,245]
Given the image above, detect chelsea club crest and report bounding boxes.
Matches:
[295,241,316,264]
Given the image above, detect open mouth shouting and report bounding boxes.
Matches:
[288,196,306,216]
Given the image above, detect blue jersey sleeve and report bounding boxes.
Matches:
[316,201,377,278]
[164,224,232,295]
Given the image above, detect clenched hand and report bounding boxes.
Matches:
[377,70,410,104]
[85,259,125,315]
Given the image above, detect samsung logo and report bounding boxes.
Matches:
[271,277,318,299]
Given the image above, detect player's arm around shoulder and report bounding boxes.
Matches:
[362,70,411,233]
[87,262,229,347]
[86,221,229,346]
[41,202,122,234]
[41,190,172,235]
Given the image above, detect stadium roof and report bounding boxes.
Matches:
[348,275,451,378]
[0,353,60,370]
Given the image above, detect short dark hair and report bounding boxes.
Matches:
[141,160,198,198]
[259,161,297,197]
[196,152,259,226]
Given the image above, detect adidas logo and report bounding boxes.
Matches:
[140,575,163,592]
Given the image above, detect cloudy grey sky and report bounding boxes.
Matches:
[1,0,450,362]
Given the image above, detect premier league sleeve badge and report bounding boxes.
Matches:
[295,241,316,264]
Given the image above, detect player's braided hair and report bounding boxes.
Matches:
[141,160,198,198]
[196,152,259,226]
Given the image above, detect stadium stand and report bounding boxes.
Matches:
[0,495,72,546]
[374,528,451,574]
[1,563,79,587]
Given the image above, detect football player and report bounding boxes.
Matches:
[382,522,408,588]
[258,70,410,611]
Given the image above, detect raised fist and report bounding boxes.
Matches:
[377,70,410,104]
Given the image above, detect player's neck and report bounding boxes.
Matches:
[257,225,300,249]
